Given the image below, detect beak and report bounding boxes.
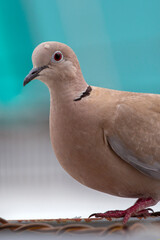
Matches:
[23,65,48,86]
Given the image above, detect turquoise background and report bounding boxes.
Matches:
[0,0,160,112]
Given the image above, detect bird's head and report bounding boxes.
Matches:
[23,42,81,88]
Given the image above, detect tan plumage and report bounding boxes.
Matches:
[24,41,160,223]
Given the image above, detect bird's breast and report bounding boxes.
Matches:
[49,104,111,190]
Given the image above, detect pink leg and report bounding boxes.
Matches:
[89,197,157,224]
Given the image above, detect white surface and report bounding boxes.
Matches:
[0,123,159,220]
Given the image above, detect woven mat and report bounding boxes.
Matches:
[0,212,160,236]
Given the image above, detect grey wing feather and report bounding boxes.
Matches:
[107,135,160,180]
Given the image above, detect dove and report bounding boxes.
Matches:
[23,42,160,224]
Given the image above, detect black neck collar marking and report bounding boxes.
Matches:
[74,86,92,101]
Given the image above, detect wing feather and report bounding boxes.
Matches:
[107,99,160,180]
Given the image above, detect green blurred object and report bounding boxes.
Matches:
[0,0,160,106]
[0,0,33,102]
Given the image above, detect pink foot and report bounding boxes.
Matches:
[89,197,157,224]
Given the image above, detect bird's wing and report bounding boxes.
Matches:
[106,95,160,180]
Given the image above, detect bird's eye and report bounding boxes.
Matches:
[51,51,63,63]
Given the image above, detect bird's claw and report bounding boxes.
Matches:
[89,210,126,220]
[89,208,154,224]
[89,213,104,218]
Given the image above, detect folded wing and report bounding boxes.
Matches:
[107,97,160,180]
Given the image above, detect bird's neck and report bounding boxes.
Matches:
[49,77,88,104]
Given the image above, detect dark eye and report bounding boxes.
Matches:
[51,51,63,63]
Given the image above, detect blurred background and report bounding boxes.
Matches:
[0,0,160,220]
